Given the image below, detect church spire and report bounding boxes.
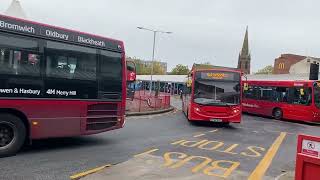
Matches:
[241,26,249,56]
[5,0,27,19]
[237,26,251,74]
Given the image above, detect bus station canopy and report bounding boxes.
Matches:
[136,75,187,83]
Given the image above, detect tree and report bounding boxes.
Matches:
[202,62,212,65]
[126,57,166,75]
[170,64,189,75]
[255,65,274,74]
[152,61,166,75]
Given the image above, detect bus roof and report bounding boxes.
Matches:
[0,14,124,52]
[244,80,318,87]
[192,63,240,71]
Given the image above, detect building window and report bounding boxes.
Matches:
[245,62,249,69]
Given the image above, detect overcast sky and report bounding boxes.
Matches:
[1,0,320,72]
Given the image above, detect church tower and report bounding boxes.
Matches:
[237,27,251,74]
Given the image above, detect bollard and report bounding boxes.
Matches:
[295,134,320,180]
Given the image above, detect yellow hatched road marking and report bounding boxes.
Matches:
[70,164,111,180]
[248,132,287,180]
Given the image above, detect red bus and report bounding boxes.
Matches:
[182,68,242,124]
[243,80,320,123]
[0,14,127,157]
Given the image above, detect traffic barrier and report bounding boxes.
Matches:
[126,90,171,113]
[295,134,320,180]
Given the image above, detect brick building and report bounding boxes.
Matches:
[273,54,320,74]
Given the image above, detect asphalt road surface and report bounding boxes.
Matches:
[0,101,319,180]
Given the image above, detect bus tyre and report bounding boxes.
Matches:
[186,109,193,124]
[222,122,230,126]
[0,114,26,157]
[273,108,283,120]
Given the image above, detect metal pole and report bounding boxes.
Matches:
[150,31,157,94]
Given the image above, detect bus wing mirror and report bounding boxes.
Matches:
[126,61,136,82]
[127,71,136,82]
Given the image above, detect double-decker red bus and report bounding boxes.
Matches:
[182,66,242,124]
[0,14,127,157]
[243,80,320,123]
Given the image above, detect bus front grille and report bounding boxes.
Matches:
[86,122,118,131]
[86,103,119,131]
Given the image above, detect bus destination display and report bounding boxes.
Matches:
[0,15,121,51]
[198,71,240,81]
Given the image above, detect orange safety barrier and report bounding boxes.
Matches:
[295,134,320,180]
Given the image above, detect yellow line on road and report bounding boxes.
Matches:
[193,134,206,138]
[70,164,111,180]
[134,148,159,158]
[248,132,287,180]
[208,129,218,133]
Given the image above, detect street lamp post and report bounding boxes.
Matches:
[137,27,172,94]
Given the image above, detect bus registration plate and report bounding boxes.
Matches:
[210,119,222,122]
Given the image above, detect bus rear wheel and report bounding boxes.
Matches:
[0,114,26,157]
[273,108,283,120]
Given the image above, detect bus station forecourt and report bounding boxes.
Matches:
[0,14,320,180]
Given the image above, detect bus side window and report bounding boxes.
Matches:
[287,87,311,106]
[244,86,259,100]
[260,86,274,101]
[275,87,288,102]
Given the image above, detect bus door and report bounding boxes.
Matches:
[257,87,276,116]
[98,51,123,100]
[286,87,312,120]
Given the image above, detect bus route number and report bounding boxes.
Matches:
[46,89,77,96]
[46,89,56,95]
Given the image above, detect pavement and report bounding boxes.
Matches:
[0,97,319,180]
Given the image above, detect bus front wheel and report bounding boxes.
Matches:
[0,114,26,157]
[273,108,283,120]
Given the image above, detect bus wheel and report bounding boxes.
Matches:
[273,108,283,120]
[222,122,230,126]
[186,109,193,124]
[0,114,26,157]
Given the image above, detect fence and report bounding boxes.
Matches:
[129,81,184,96]
[126,90,171,113]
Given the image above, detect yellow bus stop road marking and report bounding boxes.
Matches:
[248,132,287,180]
[134,148,159,158]
[70,164,111,180]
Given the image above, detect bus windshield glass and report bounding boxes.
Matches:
[194,71,241,106]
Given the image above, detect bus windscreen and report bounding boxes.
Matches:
[194,71,241,106]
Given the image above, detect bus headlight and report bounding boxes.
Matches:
[233,109,239,114]
[194,107,200,112]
